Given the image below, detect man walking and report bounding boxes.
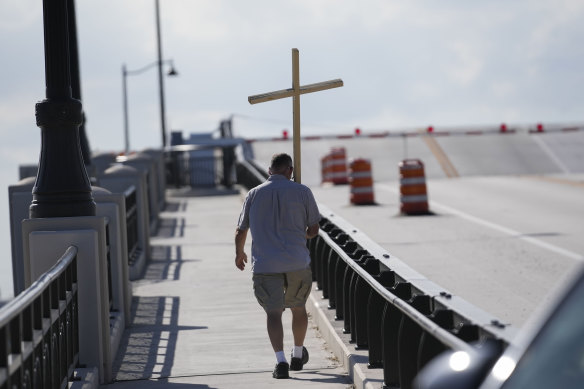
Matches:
[235,153,320,379]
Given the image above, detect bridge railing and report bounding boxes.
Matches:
[0,246,78,389]
[235,159,268,189]
[165,143,239,189]
[309,205,516,388]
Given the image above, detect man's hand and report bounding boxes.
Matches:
[306,223,320,239]
[235,228,249,271]
[235,252,248,271]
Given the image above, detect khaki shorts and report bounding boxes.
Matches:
[252,268,312,312]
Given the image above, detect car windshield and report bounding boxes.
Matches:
[501,273,584,389]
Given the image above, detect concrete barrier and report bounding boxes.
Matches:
[8,177,35,295]
[93,186,132,328]
[117,152,160,233]
[97,164,150,279]
[143,149,167,212]
[91,152,117,176]
[22,217,113,384]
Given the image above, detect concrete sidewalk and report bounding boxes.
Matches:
[101,192,353,389]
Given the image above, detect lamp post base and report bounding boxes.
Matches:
[31,98,96,218]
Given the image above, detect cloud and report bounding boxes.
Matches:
[0,1,42,31]
[445,41,484,86]
[527,0,584,60]
[2,0,584,152]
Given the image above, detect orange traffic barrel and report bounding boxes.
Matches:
[321,155,331,184]
[349,158,374,205]
[329,148,349,185]
[399,159,429,214]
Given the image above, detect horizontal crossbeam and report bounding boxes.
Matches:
[248,79,344,105]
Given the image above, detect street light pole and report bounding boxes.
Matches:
[67,0,92,166]
[122,64,130,153]
[155,0,167,148]
[32,0,95,218]
[122,60,177,153]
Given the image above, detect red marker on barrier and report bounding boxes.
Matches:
[537,123,544,132]
[282,129,289,139]
[500,123,507,133]
[355,127,361,136]
[427,126,434,133]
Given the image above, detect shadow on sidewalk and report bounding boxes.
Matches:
[157,217,187,238]
[144,245,200,282]
[291,370,353,385]
[102,379,217,388]
[112,296,207,382]
[162,201,188,213]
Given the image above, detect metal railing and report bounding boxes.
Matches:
[124,186,140,267]
[0,246,79,389]
[309,208,515,389]
[165,144,237,189]
[235,159,268,190]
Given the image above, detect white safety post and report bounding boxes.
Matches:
[248,48,343,183]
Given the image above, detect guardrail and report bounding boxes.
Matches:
[235,159,268,189]
[309,206,516,389]
[235,158,516,389]
[0,246,79,389]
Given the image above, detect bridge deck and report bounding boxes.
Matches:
[101,191,353,388]
[100,171,583,389]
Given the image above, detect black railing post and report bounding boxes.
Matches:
[31,0,96,218]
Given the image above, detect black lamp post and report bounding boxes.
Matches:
[67,0,91,166]
[30,0,95,218]
[122,60,178,153]
[155,0,169,148]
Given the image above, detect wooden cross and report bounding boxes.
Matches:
[248,48,343,183]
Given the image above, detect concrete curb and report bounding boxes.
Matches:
[70,367,99,389]
[307,285,384,389]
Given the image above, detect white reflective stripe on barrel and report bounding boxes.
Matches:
[351,186,374,194]
[400,177,426,185]
[323,160,347,168]
[400,195,428,203]
[330,172,348,178]
[350,171,372,179]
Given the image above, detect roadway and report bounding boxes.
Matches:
[250,131,584,327]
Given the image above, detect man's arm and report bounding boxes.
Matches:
[235,228,248,271]
[306,223,319,239]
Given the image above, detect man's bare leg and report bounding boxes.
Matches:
[266,310,284,352]
[290,306,308,346]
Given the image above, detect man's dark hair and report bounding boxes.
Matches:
[270,153,293,172]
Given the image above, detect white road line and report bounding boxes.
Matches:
[532,135,571,174]
[377,184,583,262]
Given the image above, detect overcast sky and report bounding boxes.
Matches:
[1,0,583,296]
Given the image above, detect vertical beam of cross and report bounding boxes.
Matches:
[292,49,301,182]
[248,48,343,184]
